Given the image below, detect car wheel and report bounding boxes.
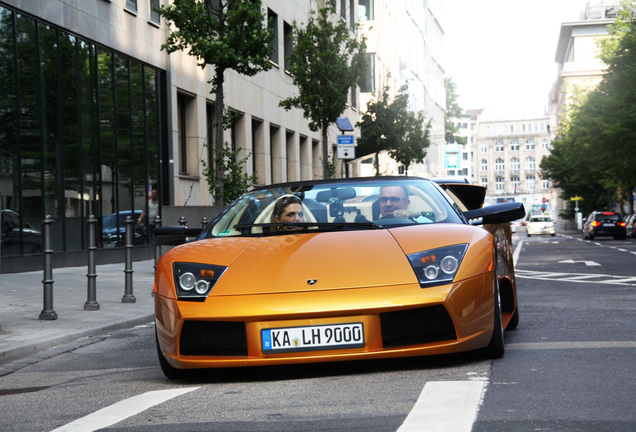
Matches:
[155,327,189,379]
[483,276,505,359]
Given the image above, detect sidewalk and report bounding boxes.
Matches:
[0,259,156,372]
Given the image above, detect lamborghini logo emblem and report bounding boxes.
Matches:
[307,279,318,286]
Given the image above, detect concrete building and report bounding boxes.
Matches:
[474,116,554,217]
[349,0,446,178]
[0,0,366,271]
[444,109,482,182]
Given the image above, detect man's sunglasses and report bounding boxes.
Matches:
[379,196,407,204]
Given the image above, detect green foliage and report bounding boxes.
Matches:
[158,0,273,204]
[357,85,430,175]
[158,0,273,91]
[279,0,367,179]
[444,77,466,145]
[541,2,636,216]
[203,143,257,205]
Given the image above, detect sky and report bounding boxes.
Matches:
[443,0,590,119]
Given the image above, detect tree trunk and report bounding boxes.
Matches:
[321,123,330,179]
[214,68,225,204]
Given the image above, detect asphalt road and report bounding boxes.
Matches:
[0,231,634,432]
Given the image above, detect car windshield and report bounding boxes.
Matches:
[594,213,620,222]
[199,178,464,238]
[530,216,551,222]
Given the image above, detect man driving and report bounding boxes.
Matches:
[379,185,410,218]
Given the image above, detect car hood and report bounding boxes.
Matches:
[185,230,415,295]
[159,224,493,296]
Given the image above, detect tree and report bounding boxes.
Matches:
[542,1,636,216]
[357,84,430,175]
[279,0,367,179]
[158,0,273,204]
[444,77,466,145]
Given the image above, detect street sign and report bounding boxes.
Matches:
[337,135,355,160]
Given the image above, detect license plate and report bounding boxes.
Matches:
[603,223,615,227]
[261,322,364,354]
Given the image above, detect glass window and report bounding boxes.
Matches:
[525,139,535,150]
[268,9,278,65]
[526,176,536,191]
[495,158,505,171]
[526,157,535,170]
[283,21,292,72]
[480,159,487,172]
[496,177,505,192]
[0,4,165,257]
[495,141,503,152]
[126,0,138,13]
[359,53,374,93]
[510,140,519,151]
[359,0,374,20]
[511,176,520,192]
[149,0,161,25]
[510,157,520,171]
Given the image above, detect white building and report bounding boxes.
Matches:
[475,116,554,216]
[349,0,446,178]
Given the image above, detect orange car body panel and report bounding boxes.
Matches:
[154,222,515,369]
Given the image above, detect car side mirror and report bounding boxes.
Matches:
[463,202,525,225]
[153,226,203,246]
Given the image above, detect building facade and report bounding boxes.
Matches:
[349,0,446,178]
[475,116,554,216]
[0,0,365,271]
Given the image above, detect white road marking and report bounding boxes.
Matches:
[558,259,601,266]
[507,341,636,350]
[397,381,485,432]
[49,387,199,432]
[516,269,636,286]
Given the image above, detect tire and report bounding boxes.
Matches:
[155,327,190,379]
[484,276,505,359]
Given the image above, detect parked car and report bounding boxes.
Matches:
[102,210,145,247]
[526,215,555,237]
[582,211,626,240]
[510,218,525,233]
[626,214,636,238]
[152,176,524,379]
[1,209,42,255]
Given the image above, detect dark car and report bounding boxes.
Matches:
[583,211,627,240]
[1,209,42,255]
[102,210,145,247]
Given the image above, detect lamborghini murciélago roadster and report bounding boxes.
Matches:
[153,176,524,379]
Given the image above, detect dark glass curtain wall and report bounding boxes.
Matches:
[0,6,165,258]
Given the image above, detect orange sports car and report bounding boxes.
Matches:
[153,177,524,379]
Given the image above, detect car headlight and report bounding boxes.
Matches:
[173,262,227,300]
[407,244,468,288]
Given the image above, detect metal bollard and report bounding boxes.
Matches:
[201,217,209,228]
[153,214,162,268]
[121,215,136,303]
[84,215,100,310]
[39,215,57,320]
[178,216,187,227]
